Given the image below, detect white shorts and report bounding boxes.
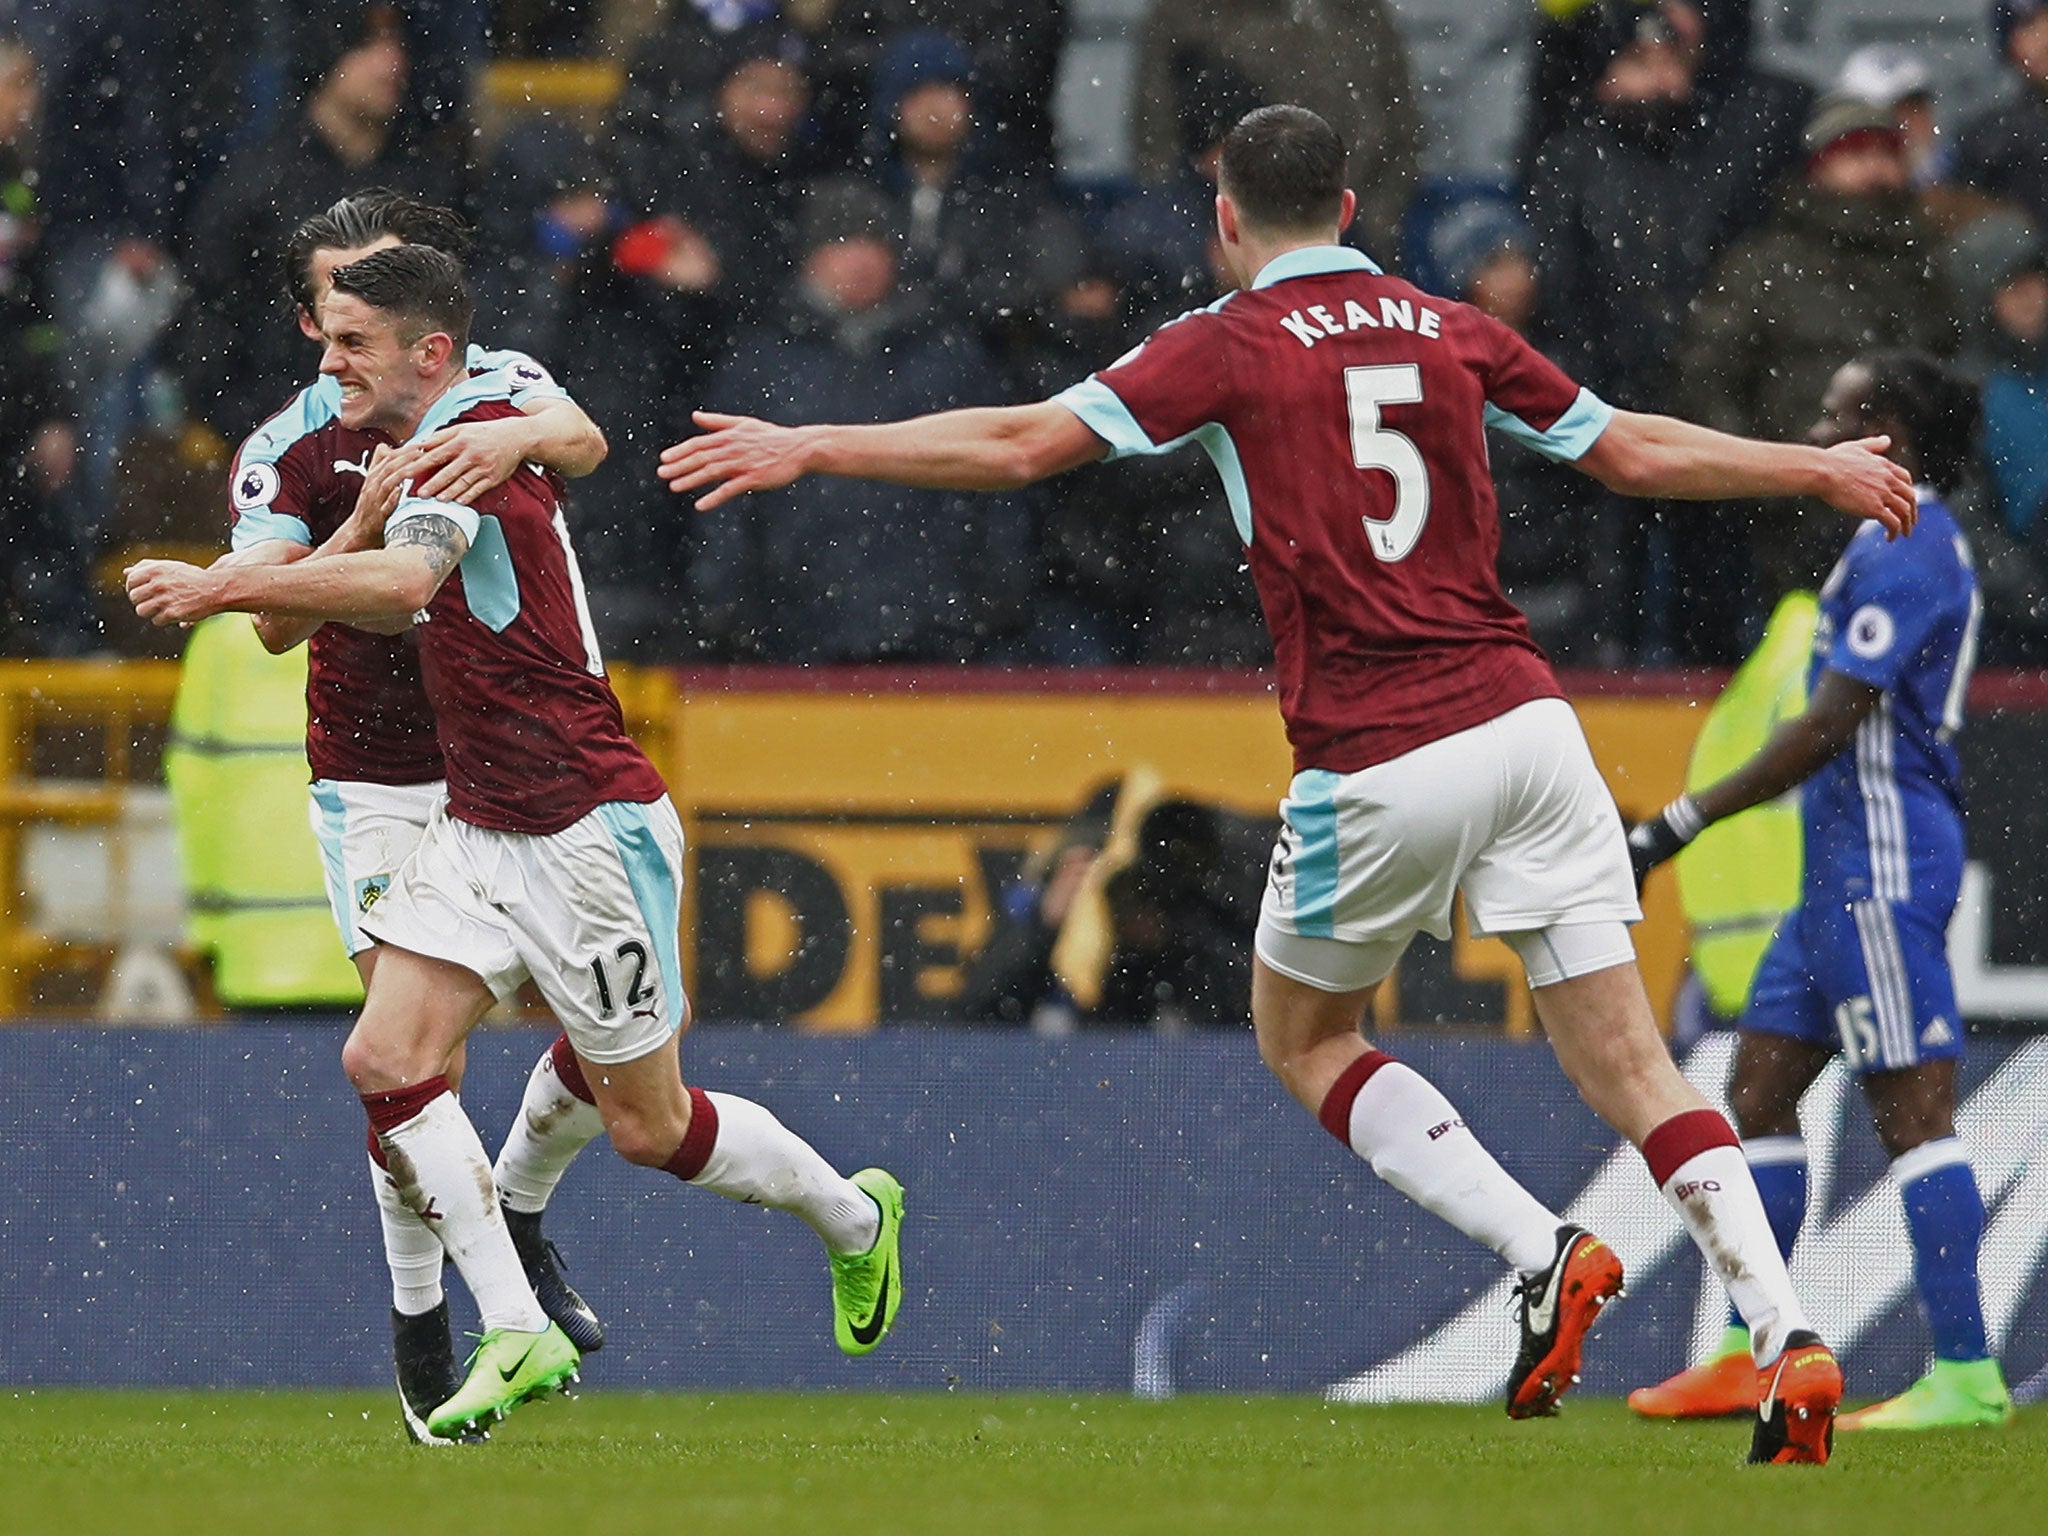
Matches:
[359,795,688,1066]
[1255,698,1640,992]
[308,779,446,958]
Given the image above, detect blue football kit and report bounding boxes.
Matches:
[1744,490,1982,1073]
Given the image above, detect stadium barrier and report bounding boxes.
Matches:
[4,1025,2044,1401]
[7,662,2048,1028]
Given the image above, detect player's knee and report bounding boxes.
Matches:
[341,1028,407,1094]
[608,1111,685,1168]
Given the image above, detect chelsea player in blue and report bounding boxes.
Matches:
[1628,351,2011,1431]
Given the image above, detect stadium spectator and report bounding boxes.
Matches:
[1938,211,2048,660]
[168,4,461,441]
[1524,1,1807,660]
[866,29,1092,366]
[1954,0,2048,233]
[1098,50,1265,329]
[471,120,618,359]
[1962,216,2048,542]
[612,27,816,331]
[0,32,90,654]
[1129,0,1420,264]
[1429,197,1593,662]
[687,177,1034,662]
[0,297,90,655]
[894,0,1067,189]
[1835,42,1992,236]
[1680,94,1957,607]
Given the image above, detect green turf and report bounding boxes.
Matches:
[2,1390,2042,1535]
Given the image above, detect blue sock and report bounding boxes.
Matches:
[1895,1139,1990,1363]
[1725,1135,1808,1331]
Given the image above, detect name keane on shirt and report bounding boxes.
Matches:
[1279,296,1443,350]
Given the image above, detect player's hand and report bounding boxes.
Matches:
[1625,795,1706,892]
[657,412,813,511]
[386,419,529,505]
[351,443,408,536]
[1816,435,1917,540]
[125,559,221,626]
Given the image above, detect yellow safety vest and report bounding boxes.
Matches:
[1674,592,1817,1020]
[165,616,363,1008]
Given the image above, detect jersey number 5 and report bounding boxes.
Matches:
[1344,364,1430,563]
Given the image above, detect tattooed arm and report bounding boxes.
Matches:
[127,510,471,628]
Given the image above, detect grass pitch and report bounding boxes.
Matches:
[2,1390,2041,1535]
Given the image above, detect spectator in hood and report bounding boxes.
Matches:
[1952,212,2048,542]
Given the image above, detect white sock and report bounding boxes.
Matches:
[1649,1116,1813,1362]
[375,1089,548,1333]
[1341,1057,1562,1275]
[494,1043,607,1214]
[368,1151,446,1315]
[687,1091,880,1256]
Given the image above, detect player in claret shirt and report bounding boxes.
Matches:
[131,245,906,1440]
[659,105,1922,1464]
[220,190,614,1446]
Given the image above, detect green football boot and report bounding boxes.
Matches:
[831,1167,905,1356]
[1838,1358,2014,1431]
[426,1321,580,1439]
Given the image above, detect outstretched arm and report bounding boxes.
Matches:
[129,513,470,629]
[1627,669,1881,887]
[1577,409,1918,539]
[657,400,1107,511]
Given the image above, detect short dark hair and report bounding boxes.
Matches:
[283,189,475,313]
[1217,105,1348,233]
[1859,350,1981,497]
[328,244,473,354]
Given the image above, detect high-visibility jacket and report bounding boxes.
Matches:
[165,615,362,1008]
[1675,591,1818,1020]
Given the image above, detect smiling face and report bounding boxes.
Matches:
[318,288,439,435]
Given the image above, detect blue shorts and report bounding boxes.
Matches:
[1743,899,1962,1073]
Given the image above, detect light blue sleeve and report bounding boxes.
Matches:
[1483,387,1614,462]
[1050,377,1166,460]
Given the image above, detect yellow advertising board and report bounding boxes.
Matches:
[663,673,1709,1033]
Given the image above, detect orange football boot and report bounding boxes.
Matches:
[1506,1225,1626,1419]
[1750,1330,1843,1465]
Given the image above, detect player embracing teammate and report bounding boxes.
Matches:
[660,106,1925,1465]
[132,244,904,1439]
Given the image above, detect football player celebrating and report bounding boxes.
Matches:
[659,106,1921,1463]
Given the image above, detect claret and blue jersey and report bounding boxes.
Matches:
[1051,244,1612,777]
[1746,489,1982,1073]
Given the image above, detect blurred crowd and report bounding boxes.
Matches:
[2,0,2048,667]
